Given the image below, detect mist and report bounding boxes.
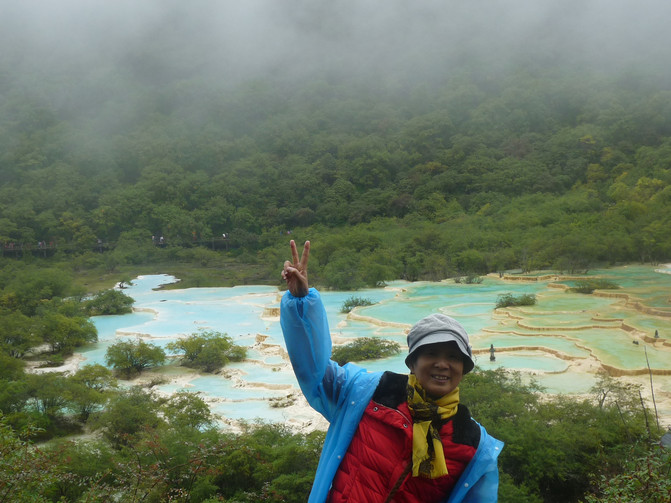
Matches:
[1,0,670,145]
[3,0,671,88]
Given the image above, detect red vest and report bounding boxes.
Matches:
[327,399,477,503]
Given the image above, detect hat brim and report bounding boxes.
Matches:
[405,331,475,374]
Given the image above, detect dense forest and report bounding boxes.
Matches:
[2,64,671,287]
[1,1,671,502]
[1,3,671,290]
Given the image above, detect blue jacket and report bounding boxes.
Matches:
[281,288,503,503]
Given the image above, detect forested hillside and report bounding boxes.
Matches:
[1,1,670,290]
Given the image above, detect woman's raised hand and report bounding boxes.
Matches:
[282,240,310,297]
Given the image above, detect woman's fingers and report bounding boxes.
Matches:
[290,240,300,265]
[300,241,310,269]
[289,240,310,271]
[284,240,310,297]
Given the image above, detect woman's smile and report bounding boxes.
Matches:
[410,342,465,399]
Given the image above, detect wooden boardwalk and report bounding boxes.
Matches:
[1,237,233,258]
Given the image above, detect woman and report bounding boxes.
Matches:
[280,240,502,502]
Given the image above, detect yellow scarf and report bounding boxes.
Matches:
[406,374,460,479]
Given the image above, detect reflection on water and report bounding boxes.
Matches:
[80,266,671,428]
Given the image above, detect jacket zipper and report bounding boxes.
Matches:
[384,461,412,503]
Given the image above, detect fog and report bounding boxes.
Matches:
[2,0,671,89]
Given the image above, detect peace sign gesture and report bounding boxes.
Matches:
[282,240,310,297]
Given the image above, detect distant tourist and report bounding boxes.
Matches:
[490,344,496,361]
[280,240,502,503]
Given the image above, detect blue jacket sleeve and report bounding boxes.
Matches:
[280,288,372,421]
[280,289,331,411]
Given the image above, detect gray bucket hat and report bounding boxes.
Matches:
[405,313,474,374]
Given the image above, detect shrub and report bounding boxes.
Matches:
[496,293,537,309]
[166,330,246,373]
[340,296,374,313]
[455,274,483,284]
[0,414,59,501]
[84,289,134,316]
[462,368,652,502]
[331,337,401,365]
[583,445,671,503]
[39,313,98,354]
[93,387,163,445]
[568,279,619,294]
[104,339,166,377]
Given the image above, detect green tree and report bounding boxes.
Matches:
[39,439,117,502]
[0,414,57,503]
[68,364,118,421]
[455,249,487,274]
[0,267,75,316]
[58,211,98,251]
[0,378,30,422]
[104,338,166,377]
[25,373,70,421]
[211,423,324,502]
[360,248,402,286]
[161,391,214,430]
[93,387,164,445]
[166,330,246,373]
[0,311,38,358]
[84,289,134,315]
[322,252,365,290]
[0,353,25,380]
[39,312,97,354]
[111,228,160,265]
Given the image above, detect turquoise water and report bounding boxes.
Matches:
[524,371,599,394]
[211,401,287,422]
[77,265,671,426]
[483,351,570,373]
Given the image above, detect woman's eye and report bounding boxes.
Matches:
[427,352,459,360]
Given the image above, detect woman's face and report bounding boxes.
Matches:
[409,342,464,399]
